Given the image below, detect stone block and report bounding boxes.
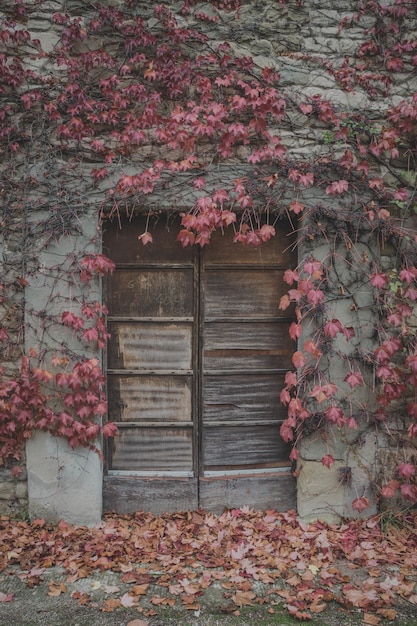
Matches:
[26,431,102,526]
[297,458,345,523]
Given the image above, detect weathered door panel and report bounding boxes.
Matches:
[103,215,296,514]
[103,216,198,513]
[204,270,286,318]
[200,226,294,481]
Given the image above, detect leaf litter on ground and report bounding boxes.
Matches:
[0,507,416,621]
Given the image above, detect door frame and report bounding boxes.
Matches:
[102,214,297,514]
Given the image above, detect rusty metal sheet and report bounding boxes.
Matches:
[108,375,192,423]
[108,322,193,370]
[109,427,194,471]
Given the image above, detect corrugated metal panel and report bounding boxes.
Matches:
[108,375,192,423]
[203,425,289,467]
[109,427,194,472]
[108,322,192,370]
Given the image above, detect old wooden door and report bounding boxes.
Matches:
[103,215,296,514]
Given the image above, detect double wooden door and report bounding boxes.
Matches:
[103,215,296,513]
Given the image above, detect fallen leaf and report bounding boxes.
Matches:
[132,583,149,595]
[71,591,90,605]
[48,582,66,597]
[120,593,138,607]
[287,604,312,620]
[309,600,327,613]
[0,592,14,602]
[376,608,397,620]
[103,584,120,594]
[127,621,149,626]
[363,614,381,625]
[232,591,256,607]
[150,596,167,605]
[102,597,121,612]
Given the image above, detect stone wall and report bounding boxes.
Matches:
[1,0,416,523]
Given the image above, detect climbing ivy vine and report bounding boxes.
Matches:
[1,0,417,510]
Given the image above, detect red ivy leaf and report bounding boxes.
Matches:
[326,179,349,195]
[138,231,153,246]
[352,496,371,513]
[321,454,335,469]
[344,371,364,389]
[398,462,415,480]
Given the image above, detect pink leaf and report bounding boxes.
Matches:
[299,102,313,115]
[325,406,345,426]
[381,480,400,498]
[279,295,291,311]
[324,319,343,338]
[344,371,364,389]
[352,496,371,513]
[289,323,302,341]
[0,592,14,602]
[292,351,307,368]
[370,272,388,288]
[258,224,275,242]
[193,177,206,190]
[307,289,325,305]
[400,483,417,501]
[280,420,294,442]
[303,340,322,358]
[398,462,415,480]
[326,180,349,195]
[322,454,335,469]
[283,269,299,285]
[138,231,153,246]
[289,201,304,215]
[82,327,99,343]
[102,422,118,437]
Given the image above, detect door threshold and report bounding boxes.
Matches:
[203,467,291,477]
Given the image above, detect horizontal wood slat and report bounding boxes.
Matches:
[203,374,286,422]
[203,321,293,371]
[103,476,198,514]
[203,270,287,317]
[204,223,296,266]
[199,472,296,513]
[105,269,193,317]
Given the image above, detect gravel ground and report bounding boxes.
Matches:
[1,566,416,626]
